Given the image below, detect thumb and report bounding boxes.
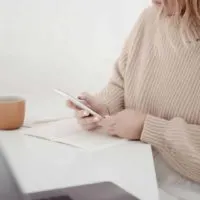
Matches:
[78,92,95,105]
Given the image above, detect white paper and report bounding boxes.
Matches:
[23,118,126,150]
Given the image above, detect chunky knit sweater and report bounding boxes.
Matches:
[99,6,200,183]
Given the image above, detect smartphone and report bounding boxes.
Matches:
[53,88,102,118]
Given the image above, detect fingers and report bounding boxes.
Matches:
[78,92,95,105]
[66,100,81,110]
[77,117,99,131]
[79,121,98,131]
[77,112,100,125]
[98,116,117,135]
[98,116,113,127]
[75,109,101,131]
[76,110,90,118]
[78,92,90,100]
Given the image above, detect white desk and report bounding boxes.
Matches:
[0,93,159,200]
[0,92,74,124]
[0,131,158,200]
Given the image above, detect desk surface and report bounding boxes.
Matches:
[0,93,159,200]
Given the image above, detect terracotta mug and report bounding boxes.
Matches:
[0,96,25,130]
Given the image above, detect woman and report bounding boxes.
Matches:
[68,0,200,198]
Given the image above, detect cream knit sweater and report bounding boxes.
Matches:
[99,6,200,183]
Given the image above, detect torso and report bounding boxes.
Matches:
[124,7,200,124]
[123,6,200,199]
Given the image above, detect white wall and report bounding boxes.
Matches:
[0,0,150,95]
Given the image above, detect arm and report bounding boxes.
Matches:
[141,115,200,182]
[97,9,147,115]
[96,44,127,115]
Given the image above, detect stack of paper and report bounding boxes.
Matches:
[23,118,126,151]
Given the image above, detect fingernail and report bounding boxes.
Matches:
[83,111,89,116]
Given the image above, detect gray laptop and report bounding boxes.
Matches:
[0,146,140,200]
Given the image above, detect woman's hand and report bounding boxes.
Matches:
[67,93,109,131]
[98,109,146,140]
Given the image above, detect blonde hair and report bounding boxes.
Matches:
[161,0,200,42]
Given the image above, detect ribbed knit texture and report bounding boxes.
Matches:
[98,6,200,183]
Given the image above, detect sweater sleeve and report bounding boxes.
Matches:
[141,115,200,183]
[96,9,147,115]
